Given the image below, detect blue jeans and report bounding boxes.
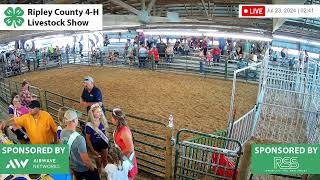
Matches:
[139,57,146,68]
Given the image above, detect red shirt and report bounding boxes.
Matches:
[148,49,160,61]
[212,48,221,55]
[114,126,138,179]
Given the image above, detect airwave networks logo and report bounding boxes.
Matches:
[274,157,299,170]
[4,7,24,28]
[5,159,29,169]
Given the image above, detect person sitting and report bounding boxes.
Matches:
[8,93,29,144]
[8,100,58,144]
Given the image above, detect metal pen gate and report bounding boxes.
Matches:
[43,90,172,178]
[174,129,242,180]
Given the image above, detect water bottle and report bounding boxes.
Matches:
[168,114,174,128]
[57,126,62,140]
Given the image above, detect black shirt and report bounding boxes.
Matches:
[81,86,106,114]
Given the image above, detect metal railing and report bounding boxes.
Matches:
[228,107,256,151]
[1,50,264,83]
[43,90,173,178]
[0,79,41,105]
[174,129,242,180]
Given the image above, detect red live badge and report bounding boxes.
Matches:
[242,6,266,17]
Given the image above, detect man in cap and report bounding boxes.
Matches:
[8,100,58,144]
[80,76,106,114]
[60,109,100,180]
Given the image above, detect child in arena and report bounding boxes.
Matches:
[206,51,213,66]
[105,147,133,180]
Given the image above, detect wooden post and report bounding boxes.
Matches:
[39,88,47,111]
[165,116,174,180]
[238,141,253,180]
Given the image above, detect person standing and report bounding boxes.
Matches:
[111,108,138,179]
[36,49,41,68]
[212,47,221,63]
[19,81,33,107]
[79,42,84,58]
[8,100,58,144]
[66,44,70,63]
[165,43,174,63]
[156,41,167,60]
[148,46,160,66]
[105,147,134,180]
[138,44,148,68]
[60,109,100,180]
[85,104,109,174]
[242,40,251,59]
[80,76,106,114]
[281,47,288,60]
[202,38,208,57]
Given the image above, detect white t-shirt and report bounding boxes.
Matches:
[105,160,133,180]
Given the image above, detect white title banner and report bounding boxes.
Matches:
[0,4,103,30]
[239,5,320,18]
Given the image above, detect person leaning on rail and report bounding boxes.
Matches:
[60,109,100,180]
[80,76,106,115]
[6,100,58,144]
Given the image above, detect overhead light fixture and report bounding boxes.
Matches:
[204,32,272,42]
[309,41,320,46]
[243,30,263,34]
[143,31,202,36]
[197,29,218,32]
[273,35,308,43]
[102,29,128,33]
[103,24,140,28]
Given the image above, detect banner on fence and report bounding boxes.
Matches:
[0,144,69,174]
[252,144,320,174]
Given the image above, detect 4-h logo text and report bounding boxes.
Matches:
[4,7,24,28]
[6,159,29,169]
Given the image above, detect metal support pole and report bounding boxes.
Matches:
[225,59,228,80]
[165,115,174,180]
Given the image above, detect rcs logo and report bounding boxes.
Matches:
[274,157,299,170]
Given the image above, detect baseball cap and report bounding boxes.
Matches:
[28,100,41,109]
[83,76,94,83]
[64,110,79,122]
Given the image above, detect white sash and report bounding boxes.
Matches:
[86,122,109,144]
[113,129,135,169]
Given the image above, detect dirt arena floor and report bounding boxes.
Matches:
[11,65,258,134]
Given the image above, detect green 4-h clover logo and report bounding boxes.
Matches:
[4,7,24,28]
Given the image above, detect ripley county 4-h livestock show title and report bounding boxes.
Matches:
[0,4,102,30]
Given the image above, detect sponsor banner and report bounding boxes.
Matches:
[0,144,69,174]
[252,144,320,174]
[239,5,320,18]
[0,4,102,30]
